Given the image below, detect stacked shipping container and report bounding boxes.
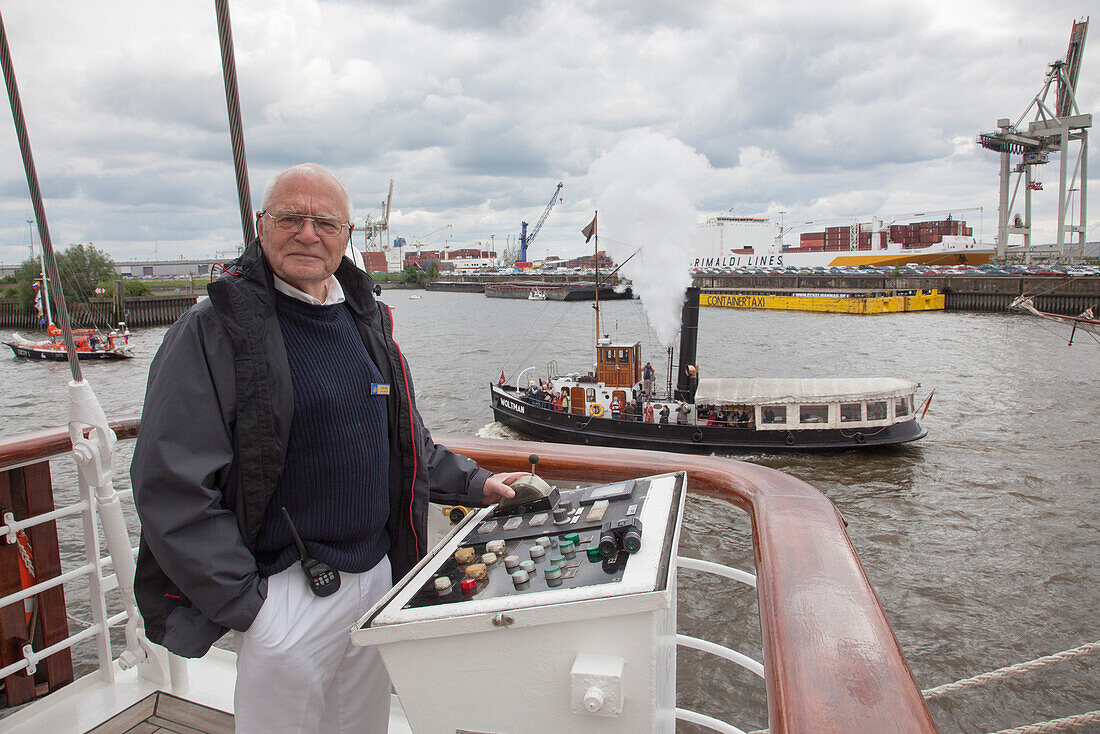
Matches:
[796,219,972,252]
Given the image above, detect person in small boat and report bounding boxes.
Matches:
[131,164,525,734]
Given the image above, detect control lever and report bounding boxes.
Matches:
[281,507,341,597]
[496,454,560,517]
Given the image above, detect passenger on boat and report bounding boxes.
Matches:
[642,361,655,396]
[610,396,622,419]
[131,164,526,734]
[551,391,563,411]
[676,401,692,425]
[643,402,655,423]
[685,363,699,400]
[659,404,670,424]
[622,399,637,421]
[560,389,570,412]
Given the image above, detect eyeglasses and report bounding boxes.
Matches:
[261,211,351,237]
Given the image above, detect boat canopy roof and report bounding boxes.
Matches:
[694,377,917,404]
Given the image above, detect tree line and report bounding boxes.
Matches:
[1,243,150,310]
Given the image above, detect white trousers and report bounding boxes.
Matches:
[235,557,392,734]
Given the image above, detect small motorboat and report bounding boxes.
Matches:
[4,323,134,361]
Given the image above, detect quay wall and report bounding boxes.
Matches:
[0,294,198,329]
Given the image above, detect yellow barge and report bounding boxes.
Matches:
[701,289,944,314]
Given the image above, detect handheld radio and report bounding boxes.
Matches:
[281,507,341,597]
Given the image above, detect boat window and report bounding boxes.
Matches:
[761,405,786,424]
[603,348,615,364]
[586,388,595,403]
[840,403,862,422]
[867,401,888,420]
[895,397,910,417]
[618,349,631,363]
[800,405,829,424]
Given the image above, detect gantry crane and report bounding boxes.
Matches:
[978,18,1090,260]
[517,182,563,265]
[363,179,394,250]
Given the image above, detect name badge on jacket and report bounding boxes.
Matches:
[371,383,391,396]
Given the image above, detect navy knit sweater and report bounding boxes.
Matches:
[254,292,390,577]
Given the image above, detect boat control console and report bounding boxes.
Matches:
[353,465,687,734]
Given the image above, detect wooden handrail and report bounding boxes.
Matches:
[0,417,937,733]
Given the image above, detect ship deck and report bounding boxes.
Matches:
[3,647,414,734]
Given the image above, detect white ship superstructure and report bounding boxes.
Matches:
[692,215,995,269]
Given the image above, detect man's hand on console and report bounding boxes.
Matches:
[481,472,528,504]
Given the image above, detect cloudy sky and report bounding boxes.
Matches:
[0,0,1095,266]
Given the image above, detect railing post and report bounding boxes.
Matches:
[77,457,113,680]
[67,380,164,684]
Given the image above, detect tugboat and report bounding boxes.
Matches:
[490,287,927,451]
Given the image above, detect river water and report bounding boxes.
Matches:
[1,290,1097,733]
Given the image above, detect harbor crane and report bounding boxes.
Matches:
[977,18,1090,261]
[517,181,563,264]
[362,178,394,251]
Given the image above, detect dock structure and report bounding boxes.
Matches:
[691,273,1099,316]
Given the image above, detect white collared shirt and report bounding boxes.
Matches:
[272,274,346,306]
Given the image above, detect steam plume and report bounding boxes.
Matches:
[587,131,712,346]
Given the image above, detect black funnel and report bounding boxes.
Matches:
[674,287,700,402]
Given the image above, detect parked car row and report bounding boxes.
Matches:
[689,263,1100,276]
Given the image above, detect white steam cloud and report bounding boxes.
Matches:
[587,132,712,346]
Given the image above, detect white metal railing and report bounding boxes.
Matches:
[675,555,765,734]
[0,381,177,696]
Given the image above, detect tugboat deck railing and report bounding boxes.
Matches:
[0,416,938,733]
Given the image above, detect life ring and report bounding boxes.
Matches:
[785,433,795,446]
[854,432,865,444]
[589,404,604,417]
[691,430,703,442]
[16,530,35,625]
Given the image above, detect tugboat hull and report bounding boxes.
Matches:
[491,385,926,453]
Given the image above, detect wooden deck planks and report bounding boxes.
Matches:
[84,692,233,734]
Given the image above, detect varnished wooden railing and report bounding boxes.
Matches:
[0,417,937,733]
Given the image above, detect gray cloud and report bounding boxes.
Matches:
[0,0,1095,266]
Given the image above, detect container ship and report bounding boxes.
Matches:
[692,215,995,269]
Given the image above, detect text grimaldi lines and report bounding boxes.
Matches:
[692,254,784,268]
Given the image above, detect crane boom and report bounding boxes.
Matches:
[519,181,563,262]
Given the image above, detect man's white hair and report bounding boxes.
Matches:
[260,163,353,220]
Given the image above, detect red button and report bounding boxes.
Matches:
[460,577,478,594]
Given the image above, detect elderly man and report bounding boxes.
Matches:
[132,163,523,733]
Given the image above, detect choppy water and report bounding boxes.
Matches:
[1,291,1097,733]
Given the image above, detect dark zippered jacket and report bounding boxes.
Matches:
[132,240,489,658]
